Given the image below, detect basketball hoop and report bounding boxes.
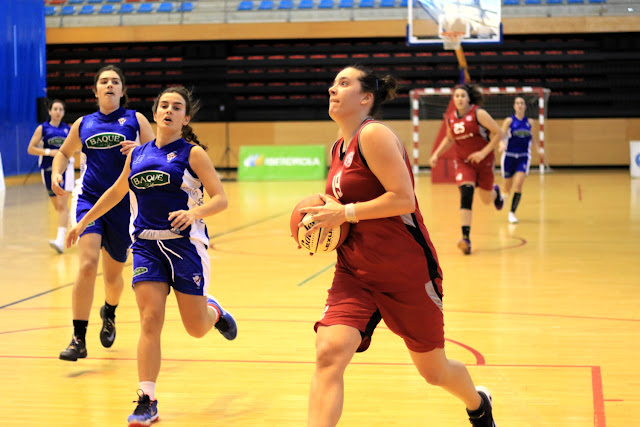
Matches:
[441,31,466,50]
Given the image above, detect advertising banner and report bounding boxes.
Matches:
[238,145,326,181]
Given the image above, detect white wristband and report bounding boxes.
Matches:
[44,148,51,156]
[345,203,359,223]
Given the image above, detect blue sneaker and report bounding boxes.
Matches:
[207,295,238,340]
[457,238,472,255]
[493,185,504,211]
[127,391,158,427]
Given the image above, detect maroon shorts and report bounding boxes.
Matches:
[315,266,445,353]
[454,157,495,191]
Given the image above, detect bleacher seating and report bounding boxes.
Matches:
[157,2,174,12]
[177,1,194,11]
[359,0,374,7]
[99,4,115,13]
[379,0,395,6]
[88,0,104,4]
[120,3,135,12]
[68,0,84,4]
[318,0,334,8]
[298,0,314,8]
[79,5,95,14]
[278,0,294,9]
[238,0,254,10]
[258,0,276,9]
[138,3,154,12]
[60,5,76,14]
[45,6,56,15]
[338,0,354,7]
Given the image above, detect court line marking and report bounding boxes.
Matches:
[0,211,288,310]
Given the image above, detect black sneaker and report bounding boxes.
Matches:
[59,336,87,361]
[493,185,504,211]
[467,386,497,427]
[99,305,116,348]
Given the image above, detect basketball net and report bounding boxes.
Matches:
[441,31,466,51]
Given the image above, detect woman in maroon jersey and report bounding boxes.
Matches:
[299,65,496,427]
[429,84,504,255]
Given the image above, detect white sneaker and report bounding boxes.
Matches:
[49,240,64,254]
[508,212,518,224]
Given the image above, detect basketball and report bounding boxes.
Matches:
[290,194,350,254]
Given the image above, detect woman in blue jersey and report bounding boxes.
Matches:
[51,65,155,362]
[65,87,237,427]
[27,99,73,253]
[499,96,543,224]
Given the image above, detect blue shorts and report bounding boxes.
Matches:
[72,195,131,263]
[130,237,210,296]
[501,153,531,179]
[41,163,74,197]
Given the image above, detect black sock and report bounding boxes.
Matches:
[103,302,117,319]
[462,226,471,241]
[511,192,522,213]
[466,394,486,418]
[73,320,88,341]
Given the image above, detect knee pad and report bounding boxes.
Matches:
[459,184,474,210]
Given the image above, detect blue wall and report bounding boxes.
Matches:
[0,0,47,177]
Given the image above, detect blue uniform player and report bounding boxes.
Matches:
[27,99,73,253]
[65,87,236,427]
[499,96,543,224]
[51,66,155,362]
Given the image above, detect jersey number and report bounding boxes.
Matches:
[453,122,466,135]
[332,172,343,199]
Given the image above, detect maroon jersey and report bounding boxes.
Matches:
[447,104,493,162]
[325,119,443,292]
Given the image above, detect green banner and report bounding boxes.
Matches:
[238,145,326,181]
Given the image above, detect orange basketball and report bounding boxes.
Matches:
[290,194,350,254]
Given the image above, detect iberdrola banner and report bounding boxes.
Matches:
[238,145,326,181]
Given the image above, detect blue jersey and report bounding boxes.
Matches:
[77,108,140,201]
[128,138,209,246]
[40,121,71,170]
[506,115,533,156]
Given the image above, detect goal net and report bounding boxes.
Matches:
[409,86,550,178]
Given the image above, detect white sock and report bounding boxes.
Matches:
[56,227,67,243]
[139,381,156,400]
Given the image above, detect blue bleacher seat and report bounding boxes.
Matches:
[88,0,103,4]
[138,3,153,12]
[120,3,134,12]
[525,0,542,4]
[238,0,254,10]
[298,0,314,8]
[338,0,353,6]
[79,5,95,14]
[107,0,123,3]
[588,0,605,3]
[177,2,194,11]
[157,2,173,12]
[546,0,563,4]
[503,0,520,4]
[68,0,84,4]
[44,6,56,15]
[258,0,275,9]
[318,0,334,8]
[99,4,115,13]
[379,0,394,6]
[278,0,294,9]
[359,0,374,7]
[60,5,76,15]
[567,0,584,3]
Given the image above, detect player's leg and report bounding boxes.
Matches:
[128,280,168,427]
[49,192,70,252]
[309,325,361,427]
[170,238,237,340]
[309,269,379,427]
[508,156,529,223]
[458,182,474,255]
[59,232,102,361]
[409,348,496,426]
[99,249,126,348]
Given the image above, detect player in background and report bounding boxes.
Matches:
[499,96,543,224]
[65,87,237,427]
[430,84,504,255]
[300,65,496,427]
[51,65,155,361]
[26,99,74,253]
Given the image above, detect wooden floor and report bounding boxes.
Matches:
[0,169,638,426]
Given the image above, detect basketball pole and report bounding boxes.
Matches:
[454,46,470,84]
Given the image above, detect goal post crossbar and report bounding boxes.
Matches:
[410,86,550,175]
